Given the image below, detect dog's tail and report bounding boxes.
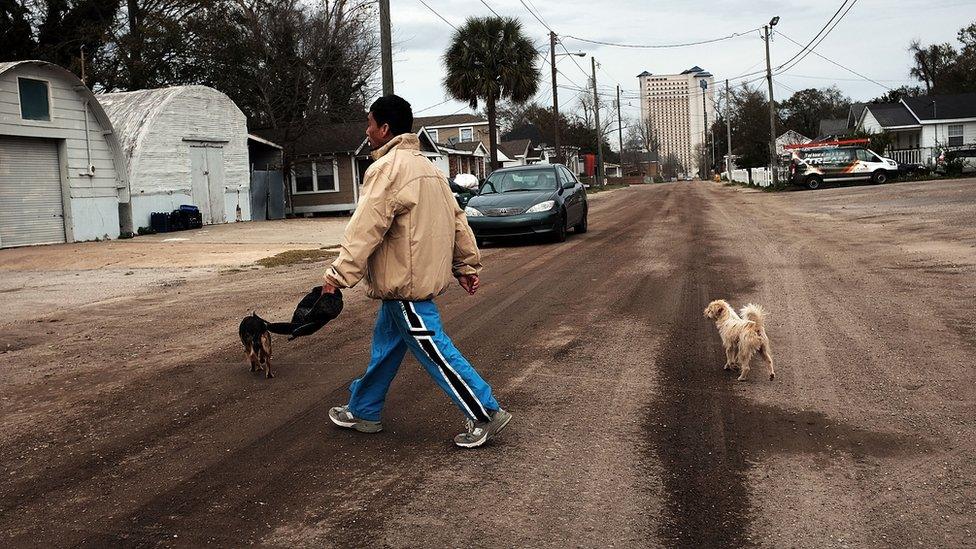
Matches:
[740,303,767,330]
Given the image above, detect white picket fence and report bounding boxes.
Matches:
[727,167,789,187]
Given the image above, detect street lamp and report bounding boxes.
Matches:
[770,16,780,27]
[549,32,587,165]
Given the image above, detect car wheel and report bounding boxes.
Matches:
[553,212,567,243]
[805,175,823,190]
[574,209,588,233]
[871,170,888,184]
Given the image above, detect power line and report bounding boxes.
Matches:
[561,27,761,49]
[775,0,859,75]
[772,0,852,71]
[478,0,500,17]
[781,73,912,83]
[773,78,799,94]
[518,0,553,33]
[775,31,893,91]
[415,97,456,114]
[416,0,458,30]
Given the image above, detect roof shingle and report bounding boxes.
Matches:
[903,92,976,121]
[865,102,919,127]
[412,113,486,130]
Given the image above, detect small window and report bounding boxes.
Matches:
[18,78,50,121]
[428,129,438,143]
[948,125,964,147]
[316,160,337,191]
[459,127,473,142]
[293,163,314,193]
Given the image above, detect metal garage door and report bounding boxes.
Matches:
[0,136,66,248]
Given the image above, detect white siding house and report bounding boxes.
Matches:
[0,60,128,248]
[857,93,976,164]
[98,86,250,230]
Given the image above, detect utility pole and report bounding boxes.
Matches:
[700,79,708,180]
[711,128,715,174]
[380,0,394,95]
[764,17,780,185]
[725,79,733,178]
[550,31,561,164]
[592,57,604,186]
[616,84,623,159]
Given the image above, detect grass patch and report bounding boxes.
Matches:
[256,248,339,268]
[586,183,630,194]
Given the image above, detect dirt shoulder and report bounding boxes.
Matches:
[0,216,349,325]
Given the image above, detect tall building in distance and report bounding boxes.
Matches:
[638,66,715,176]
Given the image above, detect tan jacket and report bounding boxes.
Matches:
[323,133,482,301]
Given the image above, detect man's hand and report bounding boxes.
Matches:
[321,283,338,295]
[457,274,480,295]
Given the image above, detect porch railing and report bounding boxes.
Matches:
[885,147,937,165]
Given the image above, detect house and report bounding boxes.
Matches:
[434,140,489,180]
[413,114,490,178]
[817,118,848,140]
[529,145,582,175]
[99,85,250,229]
[776,130,811,155]
[499,139,532,167]
[0,60,128,248]
[501,123,583,174]
[413,114,490,149]
[621,150,660,177]
[255,122,366,215]
[255,122,442,215]
[856,92,976,164]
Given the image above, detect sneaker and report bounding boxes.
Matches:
[329,405,383,433]
[454,408,512,448]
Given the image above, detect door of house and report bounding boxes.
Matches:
[188,143,226,224]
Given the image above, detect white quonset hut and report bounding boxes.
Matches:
[98,85,250,230]
[0,60,128,248]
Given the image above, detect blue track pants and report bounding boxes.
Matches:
[347,300,499,422]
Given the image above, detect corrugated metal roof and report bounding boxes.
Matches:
[98,87,191,161]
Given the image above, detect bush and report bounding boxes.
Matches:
[653,175,664,183]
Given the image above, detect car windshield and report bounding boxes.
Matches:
[480,169,558,194]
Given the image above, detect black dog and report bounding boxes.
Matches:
[239,312,273,378]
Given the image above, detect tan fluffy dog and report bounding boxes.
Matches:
[703,300,775,381]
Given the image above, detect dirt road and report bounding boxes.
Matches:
[2,179,975,547]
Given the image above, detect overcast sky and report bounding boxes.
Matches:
[381,0,976,130]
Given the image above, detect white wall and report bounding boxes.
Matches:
[0,63,123,242]
[921,121,976,148]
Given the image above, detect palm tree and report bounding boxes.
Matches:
[443,16,540,172]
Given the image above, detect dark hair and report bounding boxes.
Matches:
[369,95,413,136]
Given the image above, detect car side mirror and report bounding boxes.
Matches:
[562,181,575,189]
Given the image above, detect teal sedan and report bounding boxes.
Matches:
[464,164,588,245]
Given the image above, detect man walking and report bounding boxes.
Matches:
[322,95,511,448]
